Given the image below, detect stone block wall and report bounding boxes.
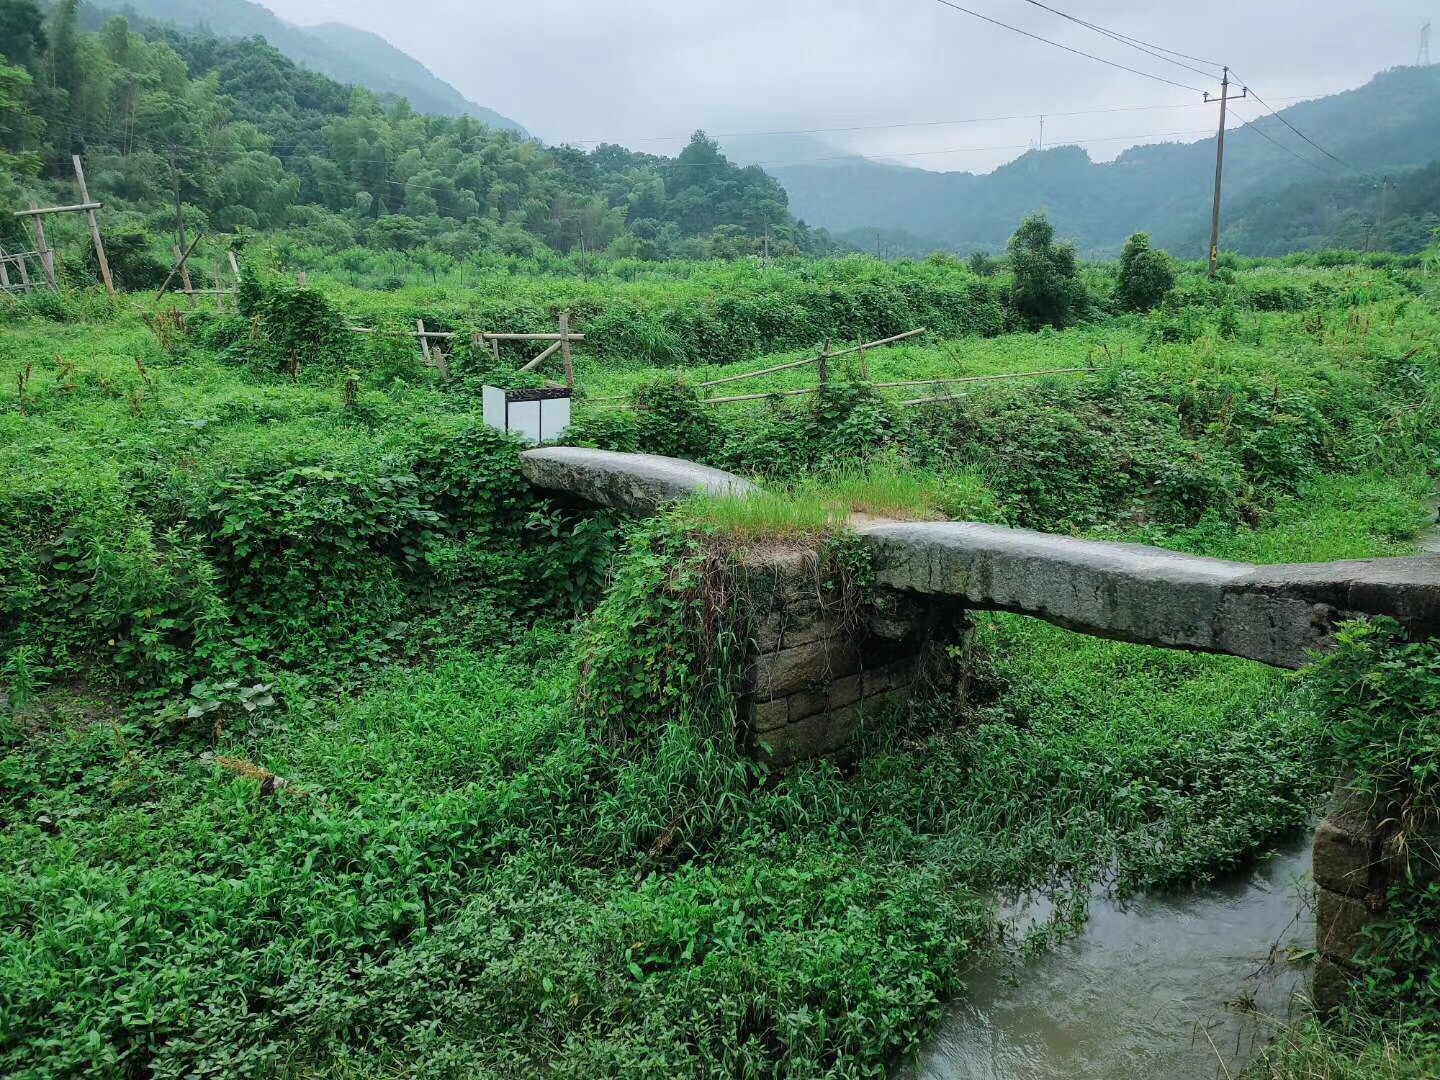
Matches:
[736,545,962,768]
[1311,788,1433,1012]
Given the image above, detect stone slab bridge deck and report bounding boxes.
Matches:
[524,447,1440,1010]
[523,447,1440,670]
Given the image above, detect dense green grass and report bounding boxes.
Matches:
[2,260,1439,1076]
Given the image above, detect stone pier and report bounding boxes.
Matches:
[1311,790,1436,1012]
[736,547,964,767]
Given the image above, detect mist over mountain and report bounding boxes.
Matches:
[90,0,528,134]
[765,65,1440,259]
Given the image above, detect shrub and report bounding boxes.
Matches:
[237,273,349,373]
[1115,232,1175,312]
[630,376,721,460]
[1007,212,1082,329]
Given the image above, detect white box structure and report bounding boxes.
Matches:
[482,385,572,444]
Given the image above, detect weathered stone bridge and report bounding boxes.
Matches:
[520,446,1440,1007]
[523,446,1440,671]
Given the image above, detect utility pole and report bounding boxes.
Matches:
[1361,222,1373,253]
[1377,176,1390,249]
[168,145,186,253]
[1205,67,1247,279]
[1038,114,1045,152]
[1419,21,1431,66]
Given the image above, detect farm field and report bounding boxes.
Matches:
[3,251,1440,1078]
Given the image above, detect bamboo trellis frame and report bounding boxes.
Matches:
[345,313,586,388]
[589,363,1093,409]
[8,157,114,295]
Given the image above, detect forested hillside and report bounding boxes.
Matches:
[769,65,1440,259]
[0,0,837,279]
[85,0,528,134]
[1218,159,1440,256]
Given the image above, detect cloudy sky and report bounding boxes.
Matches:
[261,0,1434,172]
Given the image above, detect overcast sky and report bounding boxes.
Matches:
[261,0,1435,172]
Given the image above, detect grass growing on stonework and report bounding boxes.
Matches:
[681,489,849,542]
[792,458,1002,523]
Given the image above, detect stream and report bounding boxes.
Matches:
[904,836,1314,1080]
[1422,499,1440,555]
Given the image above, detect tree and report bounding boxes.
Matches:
[968,250,999,277]
[1007,212,1080,329]
[0,60,39,180]
[47,0,80,98]
[1115,232,1175,312]
[0,0,46,71]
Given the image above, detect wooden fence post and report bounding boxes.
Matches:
[0,255,10,292]
[173,244,194,300]
[71,155,114,296]
[559,311,575,389]
[818,339,831,386]
[416,319,433,366]
[29,206,55,287]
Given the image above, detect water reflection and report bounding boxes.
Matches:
[905,837,1313,1080]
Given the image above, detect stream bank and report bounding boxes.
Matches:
[905,836,1314,1079]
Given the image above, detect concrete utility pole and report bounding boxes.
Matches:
[1205,67,1247,279]
[1419,21,1431,66]
[1377,175,1390,249]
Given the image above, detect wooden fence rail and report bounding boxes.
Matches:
[588,362,1093,409]
[344,314,585,389]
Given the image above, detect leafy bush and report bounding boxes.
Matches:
[1309,619,1440,830]
[1007,212,1083,329]
[630,376,721,460]
[1115,232,1175,312]
[237,272,349,373]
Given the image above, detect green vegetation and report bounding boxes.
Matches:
[0,0,835,272]
[2,209,1440,1078]
[1006,212,1083,329]
[1225,160,1440,257]
[1115,231,1175,312]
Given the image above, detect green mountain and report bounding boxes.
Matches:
[0,3,835,272]
[768,65,1440,259]
[95,0,528,134]
[1218,160,1440,256]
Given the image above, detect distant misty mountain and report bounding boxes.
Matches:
[1218,159,1440,256]
[92,0,529,135]
[764,65,1440,259]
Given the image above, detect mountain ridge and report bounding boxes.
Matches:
[766,65,1440,258]
[93,0,529,135]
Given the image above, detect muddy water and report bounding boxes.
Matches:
[904,837,1314,1080]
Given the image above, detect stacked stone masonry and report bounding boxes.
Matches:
[738,546,958,767]
[1311,789,1413,1012]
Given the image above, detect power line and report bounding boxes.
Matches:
[562,98,1235,147]
[1226,104,1341,176]
[924,0,1207,94]
[192,125,1226,171]
[1015,0,1223,79]
[1227,70,1357,170]
[62,87,1340,161]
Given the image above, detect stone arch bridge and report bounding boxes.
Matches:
[521,446,1440,1007]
